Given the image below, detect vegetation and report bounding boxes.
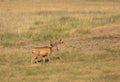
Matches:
[0,0,120,82]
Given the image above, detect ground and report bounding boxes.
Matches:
[0,0,120,82]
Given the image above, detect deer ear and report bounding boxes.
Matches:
[59,39,63,44]
[57,39,61,44]
[50,40,55,47]
[61,39,64,44]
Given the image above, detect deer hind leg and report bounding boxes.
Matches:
[35,57,39,64]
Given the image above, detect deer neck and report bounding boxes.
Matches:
[50,45,58,51]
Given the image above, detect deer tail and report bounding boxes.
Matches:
[32,49,35,54]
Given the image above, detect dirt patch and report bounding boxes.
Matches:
[63,26,120,52]
[92,26,120,39]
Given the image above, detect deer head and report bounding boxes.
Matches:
[50,39,64,51]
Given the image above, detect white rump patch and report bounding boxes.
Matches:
[32,49,35,54]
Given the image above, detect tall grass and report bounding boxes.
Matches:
[0,46,120,82]
[0,0,120,46]
[0,0,120,82]
[29,16,80,41]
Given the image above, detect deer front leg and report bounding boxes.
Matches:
[31,55,38,64]
[43,57,46,63]
[48,55,51,62]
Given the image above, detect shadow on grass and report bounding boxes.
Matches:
[35,56,61,63]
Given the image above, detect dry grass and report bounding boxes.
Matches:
[0,0,120,82]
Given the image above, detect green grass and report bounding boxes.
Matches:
[0,0,120,82]
[0,47,120,82]
[25,16,80,41]
[24,14,120,42]
[0,53,119,82]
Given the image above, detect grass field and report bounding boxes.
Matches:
[0,0,120,82]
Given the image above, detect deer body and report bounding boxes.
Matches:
[31,46,54,64]
[31,39,64,64]
[32,47,53,57]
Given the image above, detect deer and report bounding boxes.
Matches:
[31,39,64,64]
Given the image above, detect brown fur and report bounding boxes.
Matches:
[31,39,64,64]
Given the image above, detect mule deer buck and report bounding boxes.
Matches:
[31,39,64,64]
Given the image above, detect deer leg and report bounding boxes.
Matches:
[35,57,39,64]
[31,55,37,64]
[48,55,51,62]
[43,57,46,63]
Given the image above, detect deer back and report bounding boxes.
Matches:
[33,47,52,56]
